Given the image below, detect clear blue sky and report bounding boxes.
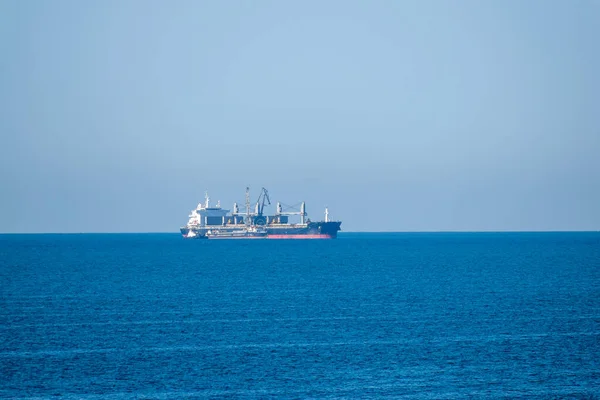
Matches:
[1,0,599,232]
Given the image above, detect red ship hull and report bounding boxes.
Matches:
[267,234,333,239]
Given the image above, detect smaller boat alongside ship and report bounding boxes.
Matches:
[180,187,341,239]
[206,226,268,239]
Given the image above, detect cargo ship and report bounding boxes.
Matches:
[180,187,341,239]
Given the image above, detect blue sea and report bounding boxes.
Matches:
[1,232,599,399]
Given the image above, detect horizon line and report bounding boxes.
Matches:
[1,230,599,235]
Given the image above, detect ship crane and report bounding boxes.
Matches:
[233,187,271,217]
[255,187,271,216]
[250,187,271,225]
[277,201,308,224]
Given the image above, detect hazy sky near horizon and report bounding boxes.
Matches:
[1,0,599,232]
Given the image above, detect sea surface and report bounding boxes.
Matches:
[1,232,599,399]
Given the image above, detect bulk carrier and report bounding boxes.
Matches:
[180,187,341,239]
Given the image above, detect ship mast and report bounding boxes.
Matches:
[245,187,251,226]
